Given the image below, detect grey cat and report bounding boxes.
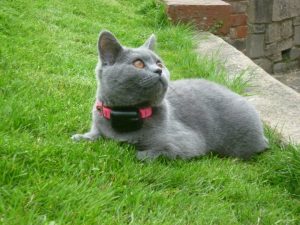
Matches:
[72,30,268,160]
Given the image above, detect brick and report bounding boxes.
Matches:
[230,26,248,39]
[230,14,247,27]
[294,25,300,45]
[248,0,273,24]
[235,25,248,38]
[165,0,232,35]
[246,34,265,58]
[248,24,265,34]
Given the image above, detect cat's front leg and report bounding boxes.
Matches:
[71,129,100,141]
[136,128,207,160]
[71,122,100,141]
[71,109,101,141]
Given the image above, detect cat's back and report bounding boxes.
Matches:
[166,78,244,110]
[165,78,266,156]
[166,78,260,135]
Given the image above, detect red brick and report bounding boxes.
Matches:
[230,25,248,39]
[236,25,248,38]
[166,0,232,35]
[230,14,247,27]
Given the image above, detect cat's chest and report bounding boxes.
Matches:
[98,116,148,144]
[98,108,167,144]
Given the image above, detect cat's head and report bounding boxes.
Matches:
[96,31,170,107]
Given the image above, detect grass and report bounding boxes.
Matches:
[0,0,300,224]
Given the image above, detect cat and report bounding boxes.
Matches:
[71,30,268,160]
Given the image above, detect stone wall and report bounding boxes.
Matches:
[164,0,300,74]
[241,0,300,73]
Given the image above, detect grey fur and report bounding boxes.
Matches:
[72,30,268,160]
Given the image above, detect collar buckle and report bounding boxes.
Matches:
[110,109,142,132]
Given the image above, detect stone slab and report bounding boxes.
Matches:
[291,0,300,17]
[293,16,300,26]
[226,1,248,14]
[294,25,300,45]
[281,19,293,39]
[253,58,273,73]
[266,52,282,63]
[273,60,300,73]
[196,32,300,144]
[265,23,281,43]
[272,0,291,21]
[289,47,300,60]
[248,0,273,24]
[246,34,265,58]
[278,38,293,51]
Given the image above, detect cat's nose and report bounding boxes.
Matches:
[154,68,162,76]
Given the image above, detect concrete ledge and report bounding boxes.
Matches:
[195,32,300,144]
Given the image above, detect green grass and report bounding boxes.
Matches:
[1,0,300,224]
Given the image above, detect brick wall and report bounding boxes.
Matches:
[165,0,249,50]
[223,0,249,52]
[165,0,300,73]
[165,0,232,35]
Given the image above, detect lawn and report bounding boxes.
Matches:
[1,0,300,224]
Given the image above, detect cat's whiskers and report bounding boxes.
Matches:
[139,75,159,87]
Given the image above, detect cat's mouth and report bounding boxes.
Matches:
[139,76,161,88]
[139,76,168,89]
[159,76,168,89]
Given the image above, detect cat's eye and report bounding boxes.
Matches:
[133,59,145,69]
[156,61,163,68]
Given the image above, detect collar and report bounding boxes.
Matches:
[95,100,152,120]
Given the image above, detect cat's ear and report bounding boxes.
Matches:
[98,30,123,66]
[142,34,156,51]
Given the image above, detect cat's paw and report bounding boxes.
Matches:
[71,133,99,141]
[136,150,161,161]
